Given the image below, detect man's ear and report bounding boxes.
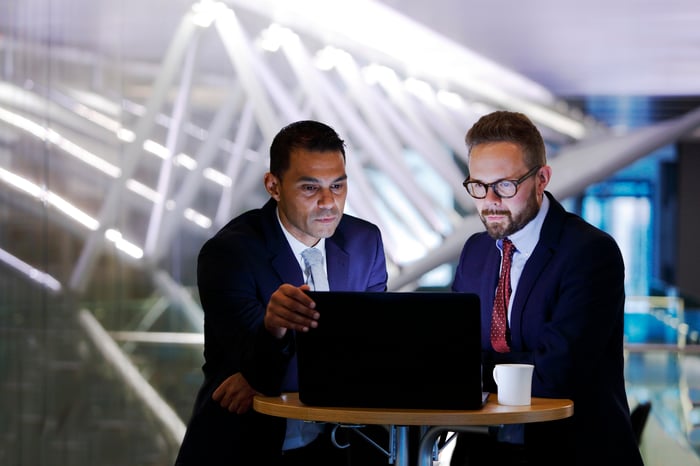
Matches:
[537,165,552,194]
[264,172,281,200]
[540,165,552,182]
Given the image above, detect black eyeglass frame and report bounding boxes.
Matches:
[462,165,541,199]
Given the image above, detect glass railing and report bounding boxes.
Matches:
[624,295,700,461]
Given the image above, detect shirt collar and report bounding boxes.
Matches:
[275,208,326,265]
[500,194,550,257]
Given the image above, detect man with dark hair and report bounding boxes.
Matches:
[450,111,644,465]
[175,120,388,466]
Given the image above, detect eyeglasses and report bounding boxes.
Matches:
[463,166,541,199]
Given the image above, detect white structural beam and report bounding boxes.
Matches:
[278,35,448,232]
[227,0,588,139]
[215,8,281,143]
[69,14,200,292]
[151,270,204,333]
[153,89,244,260]
[214,101,258,229]
[78,309,187,444]
[145,35,200,257]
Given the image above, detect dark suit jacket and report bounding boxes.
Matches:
[452,192,643,466]
[175,198,388,465]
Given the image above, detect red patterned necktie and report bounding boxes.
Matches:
[490,238,516,353]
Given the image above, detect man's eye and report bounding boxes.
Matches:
[330,183,345,192]
[302,185,319,192]
[498,181,515,189]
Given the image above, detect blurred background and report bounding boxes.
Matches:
[1,0,699,464]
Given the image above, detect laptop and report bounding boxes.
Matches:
[295,290,487,410]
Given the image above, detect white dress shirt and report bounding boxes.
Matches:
[276,210,326,450]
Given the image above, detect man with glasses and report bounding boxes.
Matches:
[449,111,644,466]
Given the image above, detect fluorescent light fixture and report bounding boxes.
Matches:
[0,166,42,197]
[126,179,161,203]
[436,90,465,110]
[0,107,46,139]
[45,192,100,231]
[126,179,213,230]
[404,78,434,102]
[71,103,122,133]
[46,129,122,178]
[0,167,100,230]
[191,0,228,28]
[362,64,398,86]
[203,168,232,187]
[259,23,298,52]
[516,103,587,139]
[175,153,197,170]
[314,46,353,71]
[104,229,144,259]
[0,247,62,292]
[313,48,336,71]
[184,208,212,229]
[0,107,121,177]
[143,139,170,159]
[117,127,135,142]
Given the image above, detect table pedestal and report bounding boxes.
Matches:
[254,393,573,466]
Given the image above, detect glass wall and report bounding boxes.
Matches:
[582,180,652,297]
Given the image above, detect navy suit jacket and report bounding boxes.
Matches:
[452,192,643,465]
[175,198,388,465]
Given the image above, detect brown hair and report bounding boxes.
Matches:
[465,111,546,168]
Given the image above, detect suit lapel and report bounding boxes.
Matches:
[509,193,565,348]
[260,199,305,286]
[324,233,349,290]
[484,246,501,309]
[260,198,349,289]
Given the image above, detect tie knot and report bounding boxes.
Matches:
[502,238,515,257]
[302,247,324,267]
[301,247,329,291]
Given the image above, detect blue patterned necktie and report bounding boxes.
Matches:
[301,248,329,291]
[281,248,329,449]
[281,248,328,390]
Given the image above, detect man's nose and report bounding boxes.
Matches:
[483,185,502,203]
[317,188,335,207]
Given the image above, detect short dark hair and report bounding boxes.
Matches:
[269,120,346,178]
[465,111,546,168]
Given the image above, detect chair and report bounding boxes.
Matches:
[630,401,652,445]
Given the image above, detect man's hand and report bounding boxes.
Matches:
[212,373,260,414]
[264,284,320,338]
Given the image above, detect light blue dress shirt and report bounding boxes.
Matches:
[493,195,549,444]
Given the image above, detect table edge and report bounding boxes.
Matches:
[253,392,573,426]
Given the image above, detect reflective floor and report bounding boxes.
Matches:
[625,349,700,465]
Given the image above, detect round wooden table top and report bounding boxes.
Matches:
[254,392,573,426]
